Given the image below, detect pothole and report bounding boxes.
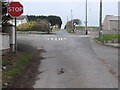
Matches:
[109,69,117,75]
[57,68,64,75]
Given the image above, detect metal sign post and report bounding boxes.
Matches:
[7,2,23,53]
[14,17,17,53]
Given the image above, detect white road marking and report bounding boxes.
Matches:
[58,38,60,41]
[55,38,58,41]
[44,37,67,41]
[51,38,54,40]
[64,38,66,40]
[47,38,50,40]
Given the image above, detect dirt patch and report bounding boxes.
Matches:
[3,43,46,88]
[2,51,30,88]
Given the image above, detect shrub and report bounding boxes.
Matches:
[31,20,50,33]
[17,20,51,33]
[17,21,37,31]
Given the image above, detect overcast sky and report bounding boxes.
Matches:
[12,0,119,28]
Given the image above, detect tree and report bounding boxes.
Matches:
[27,15,47,21]
[17,21,37,31]
[2,1,12,33]
[31,19,50,34]
[65,19,82,32]
[2,1,11,25]
[27,15,62,29]
[73,19,81,25]
[46,15,62,28]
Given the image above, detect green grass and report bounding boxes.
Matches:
[95,34,120,42]
[66,29,75,33]
[76,26,99,29]
[17,32,53,35]
[2,61,10,66]
[52,28,60,31]
[4,53,32,77]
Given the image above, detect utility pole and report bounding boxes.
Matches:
[99,0,102,37]
[67,16,69,22]
[0,1,2,32]
[71,10,74,32]
[85,0,88,35]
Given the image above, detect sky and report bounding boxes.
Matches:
[11,0,119,28]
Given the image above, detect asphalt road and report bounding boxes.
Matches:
[18,29,118,88]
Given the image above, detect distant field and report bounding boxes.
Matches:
[76,26,99,29]
[95,34,120,41]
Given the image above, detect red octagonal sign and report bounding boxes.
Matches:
[7,2,23,17]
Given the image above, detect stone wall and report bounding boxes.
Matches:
[102,30,119,35]
[75,28,119,35]
[75,28,99,35]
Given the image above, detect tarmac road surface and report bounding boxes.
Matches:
[18,29,118,88]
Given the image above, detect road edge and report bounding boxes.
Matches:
[94,39,120,48]
[8,43,45,88]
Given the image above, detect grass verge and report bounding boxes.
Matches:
[95,34,120,42]
[66,29,75,33]
[17,32,55,35]
[2,52,32,87]
[52,28,60,32]
[76,26,99,29]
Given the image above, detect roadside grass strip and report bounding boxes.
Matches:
[66,29,75,33]
[52,28,60,32]
[76,26,99,29]
[2,52,32,85]
[95,34,120,42]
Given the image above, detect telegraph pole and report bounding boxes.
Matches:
[71,10,74,32]
[99,0,102,37]
[0,1,2,32]
[67,16,69,22]
[85,0,88,35]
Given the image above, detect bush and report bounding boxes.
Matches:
[17,20,51,33]
[17,21,37,31]
[31,20,50,33]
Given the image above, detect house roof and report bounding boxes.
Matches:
[16,16,27,20]
[110,16,120,21]
[104,15,120,21]
[16,15,29,22]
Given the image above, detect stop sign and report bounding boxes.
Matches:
[7,2,23,17]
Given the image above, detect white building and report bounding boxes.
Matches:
[9,15,29,26]
[103,15,120,31]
